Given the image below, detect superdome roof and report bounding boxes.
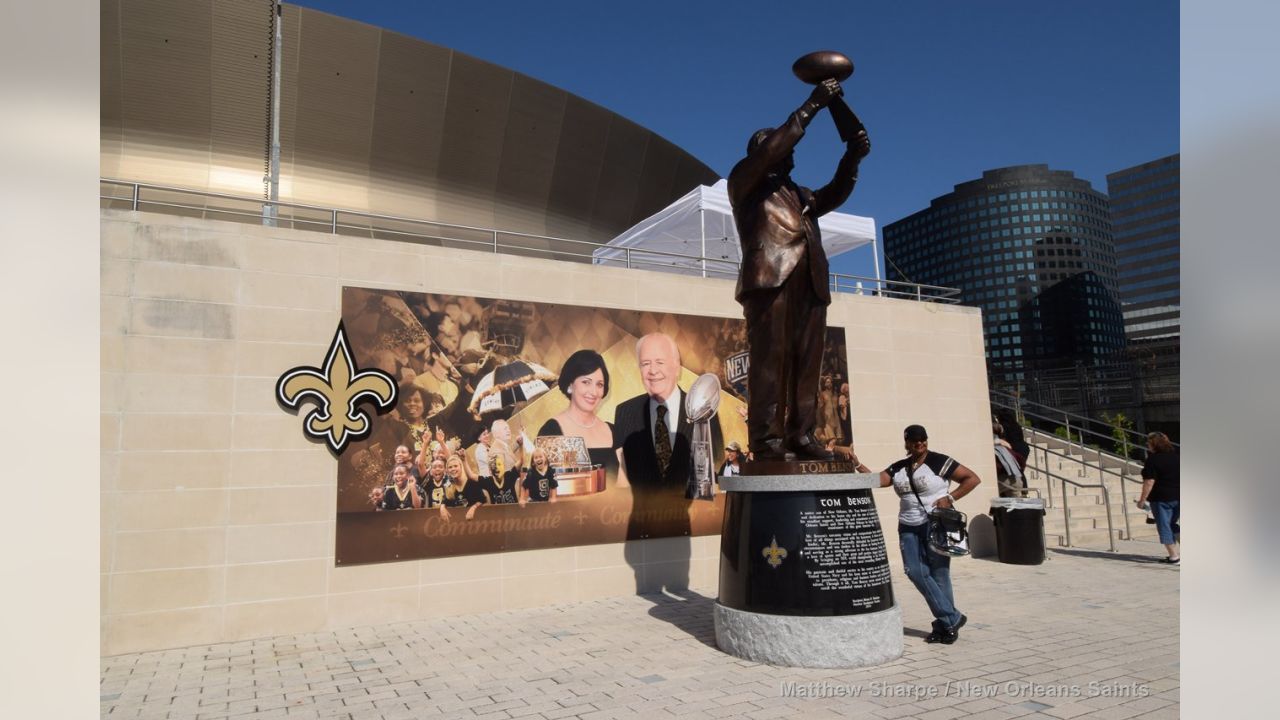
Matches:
[101,0,719,243]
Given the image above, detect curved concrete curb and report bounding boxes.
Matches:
[713,601,903,668]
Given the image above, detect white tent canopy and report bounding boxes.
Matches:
[592,179,879,281]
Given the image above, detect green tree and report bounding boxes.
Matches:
[1101,411,1137,459]
[1053,425,1082,444]
[1052,425,1102,452]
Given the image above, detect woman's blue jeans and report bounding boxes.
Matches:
[1151,500,1180,545]
[899,522,963,628]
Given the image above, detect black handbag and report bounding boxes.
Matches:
[906,462,971,557]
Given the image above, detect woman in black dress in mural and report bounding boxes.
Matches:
[537,349,619,476]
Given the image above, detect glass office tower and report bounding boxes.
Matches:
[883,165,1128,408]
[1107,154,1179,436]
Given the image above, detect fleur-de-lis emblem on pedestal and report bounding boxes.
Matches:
[276,322,397,455]
[390,523,409,539]
[762,536,787,568]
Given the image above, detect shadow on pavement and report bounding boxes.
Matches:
[642,589,719,649]
[1049,547,1165,564]
[971,554,1010,563]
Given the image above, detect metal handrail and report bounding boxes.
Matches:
[993,388,1139,445]
[101,184,735,265]
[829,272,962,303]
[100,178,963,304]
[991,388,1178,452]
[993,394,1156,477]
[1026,463,1116,552]
[1026,428,1143,541]
[1027,428,1143,477]
[992,388,1157,549]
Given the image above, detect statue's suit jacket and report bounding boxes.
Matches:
[727,108,859,304]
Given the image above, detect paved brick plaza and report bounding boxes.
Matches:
[101,540,1178,720]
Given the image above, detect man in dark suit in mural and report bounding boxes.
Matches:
[615,331,722,593]
[615,332,723,496]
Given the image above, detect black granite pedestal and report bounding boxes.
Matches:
[714,472,903,668]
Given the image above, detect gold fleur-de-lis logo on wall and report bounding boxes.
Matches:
[276,322,397,455]
[762,536,787,568]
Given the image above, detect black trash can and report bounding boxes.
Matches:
[990,498,1046,565]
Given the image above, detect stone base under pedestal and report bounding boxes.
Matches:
[713,602,903,669]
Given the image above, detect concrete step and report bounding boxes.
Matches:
[1022,489,1108,508]
[1046,517,1151,539]
[1026,438,1142,474]
[1044,516,1109,533]
[1050,527,1123,548]
[1025,477,1143,502]
[1049,525,1164,547]
[1123,525,1162,541]
[1061,503,1149,522]
[1030,464,1137,481]
[1035,435,1073,452]
[1014,427,1155,552]
[1025,469,1138,490]
[1045,508,1144,528]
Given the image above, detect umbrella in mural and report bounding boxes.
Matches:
[467,359,558,417]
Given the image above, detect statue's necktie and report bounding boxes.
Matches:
[655,404,673,476]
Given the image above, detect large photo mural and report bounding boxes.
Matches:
[335,287,850,565]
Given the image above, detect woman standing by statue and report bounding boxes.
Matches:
[877,425,982,645]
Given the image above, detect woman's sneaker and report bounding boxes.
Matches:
[1161,557,1180,565]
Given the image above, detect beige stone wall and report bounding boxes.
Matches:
[101,211,994,655]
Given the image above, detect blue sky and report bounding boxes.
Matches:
[290,0,1178,280]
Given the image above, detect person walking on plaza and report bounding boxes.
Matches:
[878,424,982,644]
[1136,431,1180,564]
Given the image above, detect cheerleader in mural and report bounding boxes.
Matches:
[378,464,421,511]
[441,455,487,521]
[520,447,558,504]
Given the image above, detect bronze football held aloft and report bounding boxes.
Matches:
[792,50,866,143]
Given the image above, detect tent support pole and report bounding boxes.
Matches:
[699,208,707,278]
[872,233,882,291]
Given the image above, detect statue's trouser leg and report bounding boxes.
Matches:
[743,286,786,450]
[784,261,826,445]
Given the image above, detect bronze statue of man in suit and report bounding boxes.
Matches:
[728,78,871,461]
